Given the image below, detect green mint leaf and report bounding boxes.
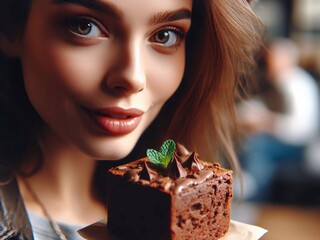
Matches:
[160,140,176,168]
[146,139,176,168]
[146,149,165,168]
[162,155,172,168]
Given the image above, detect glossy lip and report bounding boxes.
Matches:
[84,107,144,135]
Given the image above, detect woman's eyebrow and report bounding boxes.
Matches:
[150,9,192,25]
[52,0,124,19]
[52,0,191,24]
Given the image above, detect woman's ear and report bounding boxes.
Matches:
[0,36,21,58]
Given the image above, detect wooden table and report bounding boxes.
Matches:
[257,204,320,240]
[232,203,320,240]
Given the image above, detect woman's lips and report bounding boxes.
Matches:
[84,107,144,135]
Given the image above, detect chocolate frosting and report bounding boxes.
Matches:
[121,144,218,193]
[174,170,215,193]
[167,155,187,179]
[140,161,159,181]
[182,152,204,172]
[124,169,140,182]
[175,143,190,159]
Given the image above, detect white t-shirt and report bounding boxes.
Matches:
[272,67,320,145]
[28,211,85,240]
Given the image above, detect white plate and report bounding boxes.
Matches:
[78,219,267,240]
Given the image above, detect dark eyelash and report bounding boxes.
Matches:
[165,26,186,38]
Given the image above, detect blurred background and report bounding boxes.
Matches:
[232,0,320,239]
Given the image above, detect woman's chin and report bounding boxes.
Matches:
[89,144,136,161]
[76,131,144,161]
[95,153,131,161]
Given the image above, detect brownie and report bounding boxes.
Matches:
[106,143,233,240]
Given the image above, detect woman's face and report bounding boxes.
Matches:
[19,0,192,160]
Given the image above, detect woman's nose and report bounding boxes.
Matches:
[104,41,146,96]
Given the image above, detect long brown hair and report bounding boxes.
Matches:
[167,0,262,170]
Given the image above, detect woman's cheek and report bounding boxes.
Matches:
[148,50,186,101]
[45,43,108,97]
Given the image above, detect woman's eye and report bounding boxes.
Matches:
[150,28,184,48]
[67,17,107,38]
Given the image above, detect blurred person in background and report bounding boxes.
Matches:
[237,38,320,202]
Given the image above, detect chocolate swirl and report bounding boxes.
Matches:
[140,161,159,181]
[175,143,191,160]
[167,155,187,180]
[124,169,140,182]
[182,152,204,172]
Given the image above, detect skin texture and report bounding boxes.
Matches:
[15,0,192,225]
